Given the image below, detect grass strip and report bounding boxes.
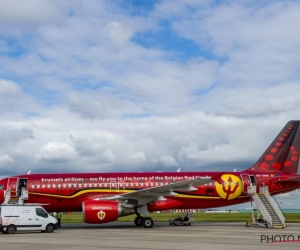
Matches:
[61,212,300,223]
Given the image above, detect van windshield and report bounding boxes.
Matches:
[36,208,48,218]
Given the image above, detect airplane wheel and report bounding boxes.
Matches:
[143,217,154,228]
[134,216,144,227]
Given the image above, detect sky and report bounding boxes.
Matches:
[1,0,300,208]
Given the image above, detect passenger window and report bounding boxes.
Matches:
[0,184,3,190]
[36,208,48,218]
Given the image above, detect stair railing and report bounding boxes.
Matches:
[261,186,286,224]
[3,189,11,205]
[271,195,287,221]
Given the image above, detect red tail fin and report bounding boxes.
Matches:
[247,120,300,173]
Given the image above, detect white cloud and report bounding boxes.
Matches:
[0,79,22,112]
[103,21,133,47]
[128,152,147,163]
[159,155,179,167]
[36,142,77,163]
[0,0,69,34]
[0,154,14,166]
[167,1,300,87]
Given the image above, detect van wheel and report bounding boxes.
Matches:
[6,225,16,234]
[46,224,55,233]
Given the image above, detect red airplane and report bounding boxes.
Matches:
[1,120,300,228]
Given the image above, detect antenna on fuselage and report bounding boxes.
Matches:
[27,170,31,174]
[177,168,181,172]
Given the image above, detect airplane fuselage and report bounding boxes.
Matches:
[1,171,299,212]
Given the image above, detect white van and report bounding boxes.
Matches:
[0,204,58,234]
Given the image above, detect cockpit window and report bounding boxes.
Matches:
[0,184,4,190]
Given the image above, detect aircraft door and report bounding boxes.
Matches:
[7,177,19,197]
[249,175,257,187]
[249,175,257,193]
[240,174,250,193]
[240,174,257,194]
[18,178,28,200]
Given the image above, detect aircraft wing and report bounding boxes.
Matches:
[98,176,214,204]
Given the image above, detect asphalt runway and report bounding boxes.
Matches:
[1,222,300,250]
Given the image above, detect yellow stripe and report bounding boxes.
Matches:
[29,189,133,199]
[29,189,249,200]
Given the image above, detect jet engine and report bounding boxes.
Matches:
[82,200,134,224]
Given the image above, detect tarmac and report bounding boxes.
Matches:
[1,222,300,250]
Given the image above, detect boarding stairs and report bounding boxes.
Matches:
[250,186,286,228]
[2,188,28,205]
